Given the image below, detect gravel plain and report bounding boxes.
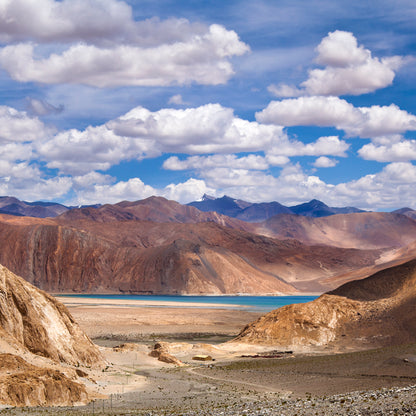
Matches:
[1,342,415,416]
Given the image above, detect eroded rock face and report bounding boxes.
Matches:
[0,263,103,367]
[234,258,416,350]
[0,264,104,407]
[233,295,361,347]
[0,354,88,407]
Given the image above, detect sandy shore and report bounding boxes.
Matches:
[62,297,262,343]
[58,296,247,309]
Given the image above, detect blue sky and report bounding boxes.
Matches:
[1,0,416,210]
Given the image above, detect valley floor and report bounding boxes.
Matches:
[60,296,262,343]
[1,299,416,415]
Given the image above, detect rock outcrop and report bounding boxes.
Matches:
[0,264,104,407]
[0,264,103,366]
[149,342,184,366]
[234,257,416,350]
[0,354,88,407]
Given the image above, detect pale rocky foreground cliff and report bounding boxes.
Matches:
[0,264,105,407]
[234,257,416,350]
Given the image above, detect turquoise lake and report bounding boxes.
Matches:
[58,294,318,312]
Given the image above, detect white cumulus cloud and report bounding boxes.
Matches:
[72,177,214,205]
[313,156,338,168]
[0,0,134,43]
[0,25,248,87]
[257,96,416,139]
[36,125,153,175]
[359,139,416,162]
[168,94,188,106]
[161,178,216,204]
[269,30,405,97]
[163,154,269,171]
[107,104,285,154]
[0,106,51,143]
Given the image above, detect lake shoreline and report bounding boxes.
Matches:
[56,293,318,313]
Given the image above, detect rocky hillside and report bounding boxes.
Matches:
[0,212,385,294]
[0,197,414,295]
[0,263,104,407]
[0,264,103,365]
[256,212,416,249]
[234,257,416,350]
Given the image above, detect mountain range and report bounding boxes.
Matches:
[0,196,102,218]
[188,194,366,221]
[2,194,416,224]
[0,196,415,295]
[0,196,69,218]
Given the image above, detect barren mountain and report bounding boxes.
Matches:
[393,207,416,220]
[256,212,416,249]
[59,196,252,232]
[0,196,68,218]
[188,195,363,221]
[188,194,253,218]
[0,263,103,407]
[0,210,384,294]
[0,197,414,295]
[234,256,416,350]
[289,198,365,217]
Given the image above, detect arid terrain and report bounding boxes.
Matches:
[1,294,415,415]
[0,197,416,295]
[1,198,416,414]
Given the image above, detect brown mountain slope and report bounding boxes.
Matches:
[0,214,383,294]
[255,212,416,249]
[53,216,387,292]
[0,264,104,407]
[234,256,416,350]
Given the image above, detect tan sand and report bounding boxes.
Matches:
[58,296,244,309]
[61,297,262,342]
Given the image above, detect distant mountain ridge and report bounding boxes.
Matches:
[0,196,69,218]
[392,207,416,220]
[188,195,365,221]
[0,196,103,218]
[0,195,413,221]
